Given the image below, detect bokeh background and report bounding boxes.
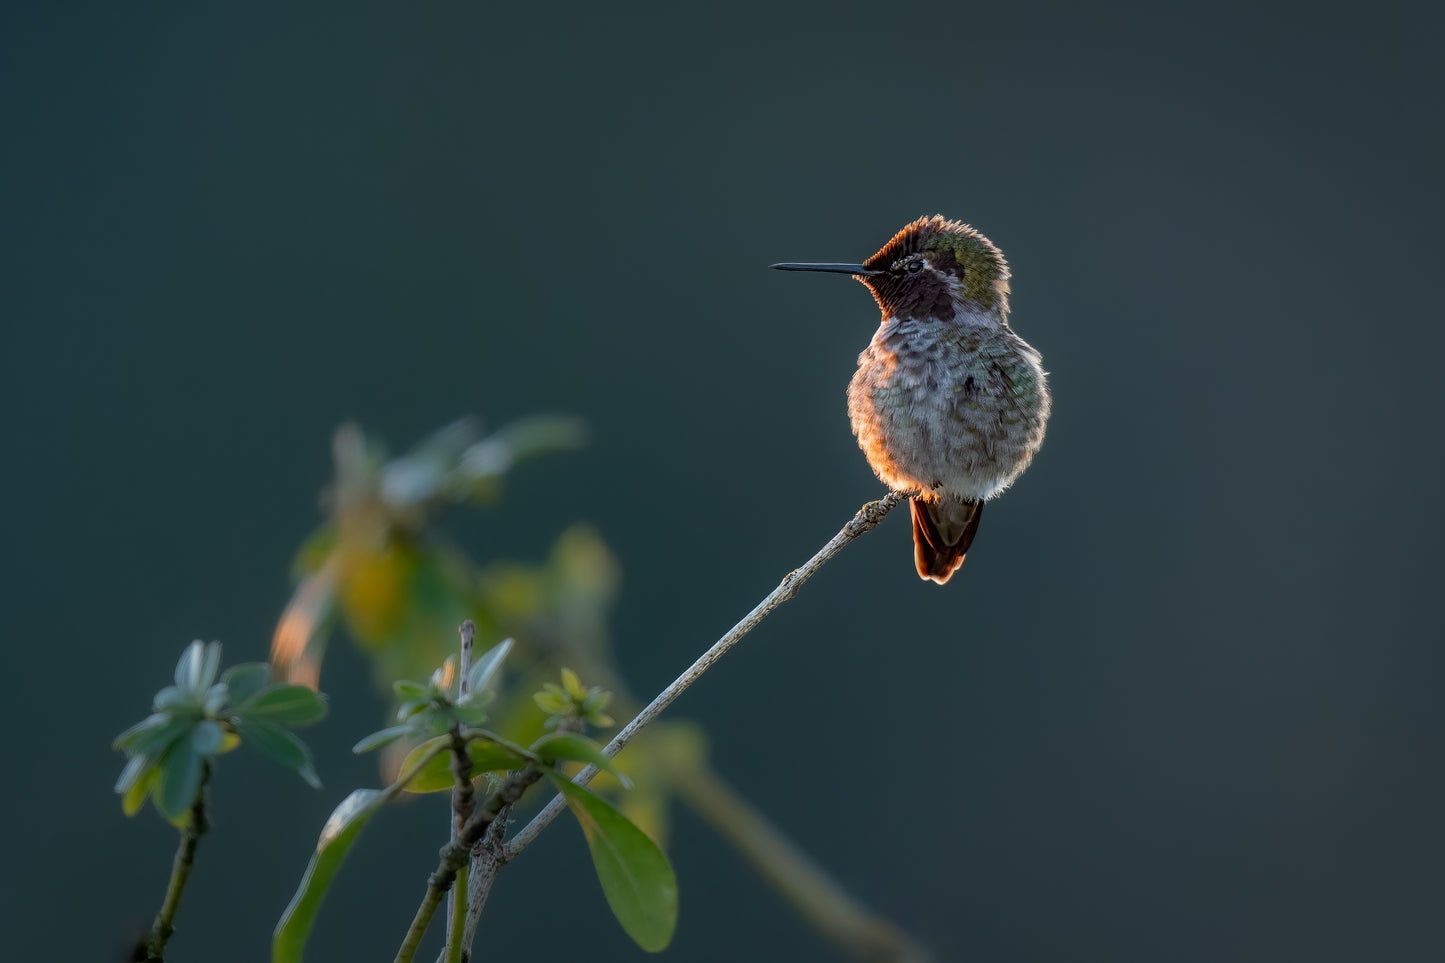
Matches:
[5,3,1443,961]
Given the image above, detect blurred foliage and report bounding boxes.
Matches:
[114,641,328,824]
[271,416,586,691]
[535,666,615,729]
[267,416,701,843]
[262,415,699,949]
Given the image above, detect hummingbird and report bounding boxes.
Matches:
[773,215,1050,584]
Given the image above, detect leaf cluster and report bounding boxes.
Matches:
[113,641,328,823]
[534,666,614,730]
[373,416,588,513]
[350,639,512,754]
[275,649,676,959]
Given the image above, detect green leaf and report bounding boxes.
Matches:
[450,703,487,727]
[235,718,321,788]
[154,685,190,712]
[399,736,529,793]
[392,680,430,700]
[400,745,465,794]
[273,788,386,963]
[463,638,512,700]
[549,774,677,952]
[487,415,588,467]
[381,418,479,508]
[531,734,630,788]
[221,663,271,706]
[198,641,222,691]
[465,741,531,775]
[123,716,193,759]
[156,742,204,822]
[203,683,229,715]
[114,753,151,795]
[114,712,172,751]
[122,763,156,816]
[352,725,412,754]
[175,640,205,693]
[396,697,430,720]
[238,685,328,727]
[415,710,454,739]
[396,736,450,792]
[191,720,225,755]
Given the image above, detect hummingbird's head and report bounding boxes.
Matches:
[772,215,1011,323]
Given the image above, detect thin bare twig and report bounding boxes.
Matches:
[443,621,477,963]
[143,762,211,962]
[448,733,477,831]
[455,717,582,958]
[503,490,915,859]
[394,766,546,963]
[452,620,477,828]
[457,809,509,959]
[458,619,475,695]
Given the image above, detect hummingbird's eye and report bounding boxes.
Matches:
[904,259,925,274]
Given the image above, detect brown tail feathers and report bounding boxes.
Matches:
[910,497,984,585]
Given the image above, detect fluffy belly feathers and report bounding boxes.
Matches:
[847,322,1049,502]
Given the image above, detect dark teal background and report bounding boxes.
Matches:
[5,3,1443,960]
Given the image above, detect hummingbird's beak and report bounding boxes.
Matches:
[770,262,881,276]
